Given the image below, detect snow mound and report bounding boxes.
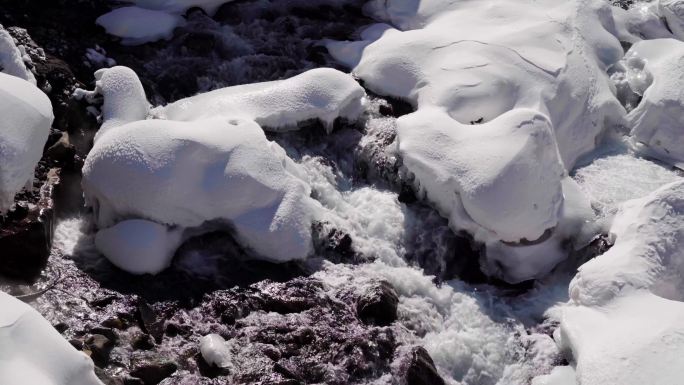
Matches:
[96,6,185,45]
[199,334,231,368]
[560,292,684,385]
[152,67,366,133]
[556,181,684,384]
[621,39,684,168]
[94,219,184,274]
[397,108,564,243]
[569,180,684,306]
[0,24,36,84]
[660,0,684,40]
[83,117,317,262]
[0,291,103,385]
[0,72,53,213]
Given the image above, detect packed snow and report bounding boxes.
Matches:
[0,72,53,213]
[0,292,103,385]
[96,6,186,45]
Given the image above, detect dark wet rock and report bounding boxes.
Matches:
[53,321,69,333]
[86,334,115,367]
[0,168,59,281]
[130,359,178,385]
[138,300,165,343]
[132,333,155,351]
[45,131,76,164]
[397,346,446,385]
[165,322,191,337]
[95,367,126,385]
[90,327,119,343]
[102,316,126,330]
[356,281,399,326]
[70,338,84,350]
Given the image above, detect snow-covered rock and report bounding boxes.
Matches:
[556,180,684,384]
[659,0,684,40]
[125,0,234,15]
[94,219,184,274]
[0,291,103,385]
[0,72,53,213]
[621,39,684,168]
[199,334,232,368]
[83,117,317,263]
[152,67,366,133]
[0,24,36,84]
[328,0,624,281]
[96,6,186,45]
[398,107,564,243]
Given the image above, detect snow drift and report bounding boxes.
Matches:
[0,291,103,385]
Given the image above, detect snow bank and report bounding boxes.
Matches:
[0,24,36,84]
[152,68,366,133]
[0,291,103,385]
[0,72,53,213]
[555,181,684,383]
[96,6,185,45]
[94,219,184,274]
[618,39,684,168]
[83,117,317,262]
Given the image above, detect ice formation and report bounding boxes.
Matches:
[617,39,684,168]
[82,66,366,271]
[0,292,103,385]
[152,67,366,133]
[0,72,53,213]
[556,181,684,384]
[96,6,186,45]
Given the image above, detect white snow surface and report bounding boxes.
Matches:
[0,72,53,213]
[94,219,184,274]
[0,24,36,84]
[0,291,103,385]
[552,181,684,384]
[152,67,366,133]
[621,38,684,168]
[199,334,232,368]
[124,0,233,15]
[83,117,317,263]
[96,6,186,45]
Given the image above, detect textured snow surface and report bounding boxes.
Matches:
[0,72,53,213]
[96,6,186,45]
[0,292,103,385]
[621,38,684,168]
[0,24,36,84]
[152,67,366,132]
[125,0,234,15]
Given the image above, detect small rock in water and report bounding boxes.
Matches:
[130,359,178,385]
[86,333,115,367]
[399,346,446,385]
[356,280,399,326]
[131,333,155,351]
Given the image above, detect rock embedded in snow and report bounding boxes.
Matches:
[96,7,186,46]
[0,72,53,213]
[0,291,103,385]
[0,24,36,84]
[152,67,366,133]
[94,219,184,275]
[622,39,684,168]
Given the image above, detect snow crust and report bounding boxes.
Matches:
[152,67,366,133]
[0,72,53,213]
[0,24,36,84]
[618,38,684,168]
[96,6,186,45]
[0,291,103,385]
